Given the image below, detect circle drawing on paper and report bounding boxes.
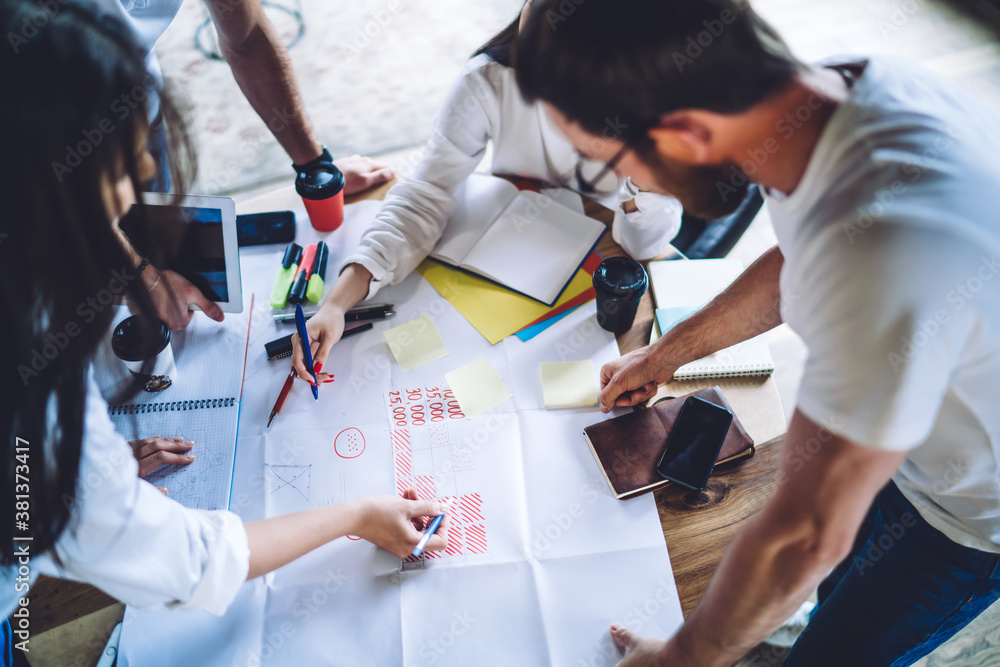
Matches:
[335,427,366,459]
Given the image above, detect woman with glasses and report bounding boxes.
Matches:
[293,1,682,382]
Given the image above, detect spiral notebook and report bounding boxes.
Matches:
[92,305,252,510]
[649,258,774,379]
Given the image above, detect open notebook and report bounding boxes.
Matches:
[91,306,251,510]
[649,258,774,379]
[432,174,605,306]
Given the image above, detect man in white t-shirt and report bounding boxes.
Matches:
[517,1,1000,665]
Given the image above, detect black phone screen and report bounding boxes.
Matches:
[655,396,733,491]
[236,211,296,247]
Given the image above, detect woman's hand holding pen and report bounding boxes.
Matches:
[292,303,343,384]
[244,488,447,578]
[351,489,449,559]
[291,263,373,383]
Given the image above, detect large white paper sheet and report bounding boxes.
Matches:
[400,562,550,667]
[519,409,670,562]
[263,574,404,667]
[534,548,682,666]
[119,579,267,667]
[119,203,684,666]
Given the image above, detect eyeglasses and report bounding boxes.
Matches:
[575,143,629,195]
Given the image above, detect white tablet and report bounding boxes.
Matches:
[141,192,244,314]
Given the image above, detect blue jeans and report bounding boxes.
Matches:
[0,619,12,666]
[784,481,1000,666]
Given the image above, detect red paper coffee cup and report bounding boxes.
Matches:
[296,163,346,232]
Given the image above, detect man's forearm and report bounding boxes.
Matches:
[661,510,835,666]
[215,11,321,165]
[653,415,908,667]
[653,245,784,368]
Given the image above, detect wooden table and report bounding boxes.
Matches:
[23,178,786,663]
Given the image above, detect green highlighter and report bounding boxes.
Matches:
[270,243,302,309]
[306,241,328,303]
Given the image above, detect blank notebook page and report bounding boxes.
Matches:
[648,258,744,309]
[435,175,518,264]
[463,192,604,303]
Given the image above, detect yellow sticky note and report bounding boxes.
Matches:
[540,361,598,408]
[383,315,449,372]
[445,357,512,419]
[417,259,595,345]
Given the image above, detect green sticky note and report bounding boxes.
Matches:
[540,360,598,408]
[446,357,512,419]
[383,315,449,372]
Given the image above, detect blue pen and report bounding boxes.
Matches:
[294,303,319,400]
[412,513,446,558]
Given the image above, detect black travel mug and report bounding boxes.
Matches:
[111,315,175,392]
[592,257,648,334]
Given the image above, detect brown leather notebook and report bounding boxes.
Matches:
[583,386,755,499]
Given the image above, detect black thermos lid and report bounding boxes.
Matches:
[295,164,346,201]
[111,315,171,362]
[593,257,648,298]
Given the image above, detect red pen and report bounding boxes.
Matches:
[288,244,317,304]
[267,368,296,428]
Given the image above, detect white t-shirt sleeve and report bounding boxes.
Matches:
[342,57,500,298]
[791,224,981,451]
[49,373,250,615]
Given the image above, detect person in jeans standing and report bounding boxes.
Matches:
[515,0,1000,665]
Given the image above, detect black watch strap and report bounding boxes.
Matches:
[292,146,333,172]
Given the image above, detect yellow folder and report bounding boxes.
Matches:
[417,259,595,345]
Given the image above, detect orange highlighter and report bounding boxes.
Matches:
[287,244,317,304]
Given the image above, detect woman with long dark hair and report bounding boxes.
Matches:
[291,1,684,382]
[0,0,445,619]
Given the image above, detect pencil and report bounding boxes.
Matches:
[267,368,296,428]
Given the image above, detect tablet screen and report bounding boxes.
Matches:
[146,204,230,304]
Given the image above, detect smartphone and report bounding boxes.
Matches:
[236,211,296,247]
[655,396,733,491]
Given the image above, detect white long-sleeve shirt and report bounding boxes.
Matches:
[343,55,682,299]
[0,371,249,618]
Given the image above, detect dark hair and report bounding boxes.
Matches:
[0,0,191,565]
[515,0,804,142]
[473,15,520,68]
